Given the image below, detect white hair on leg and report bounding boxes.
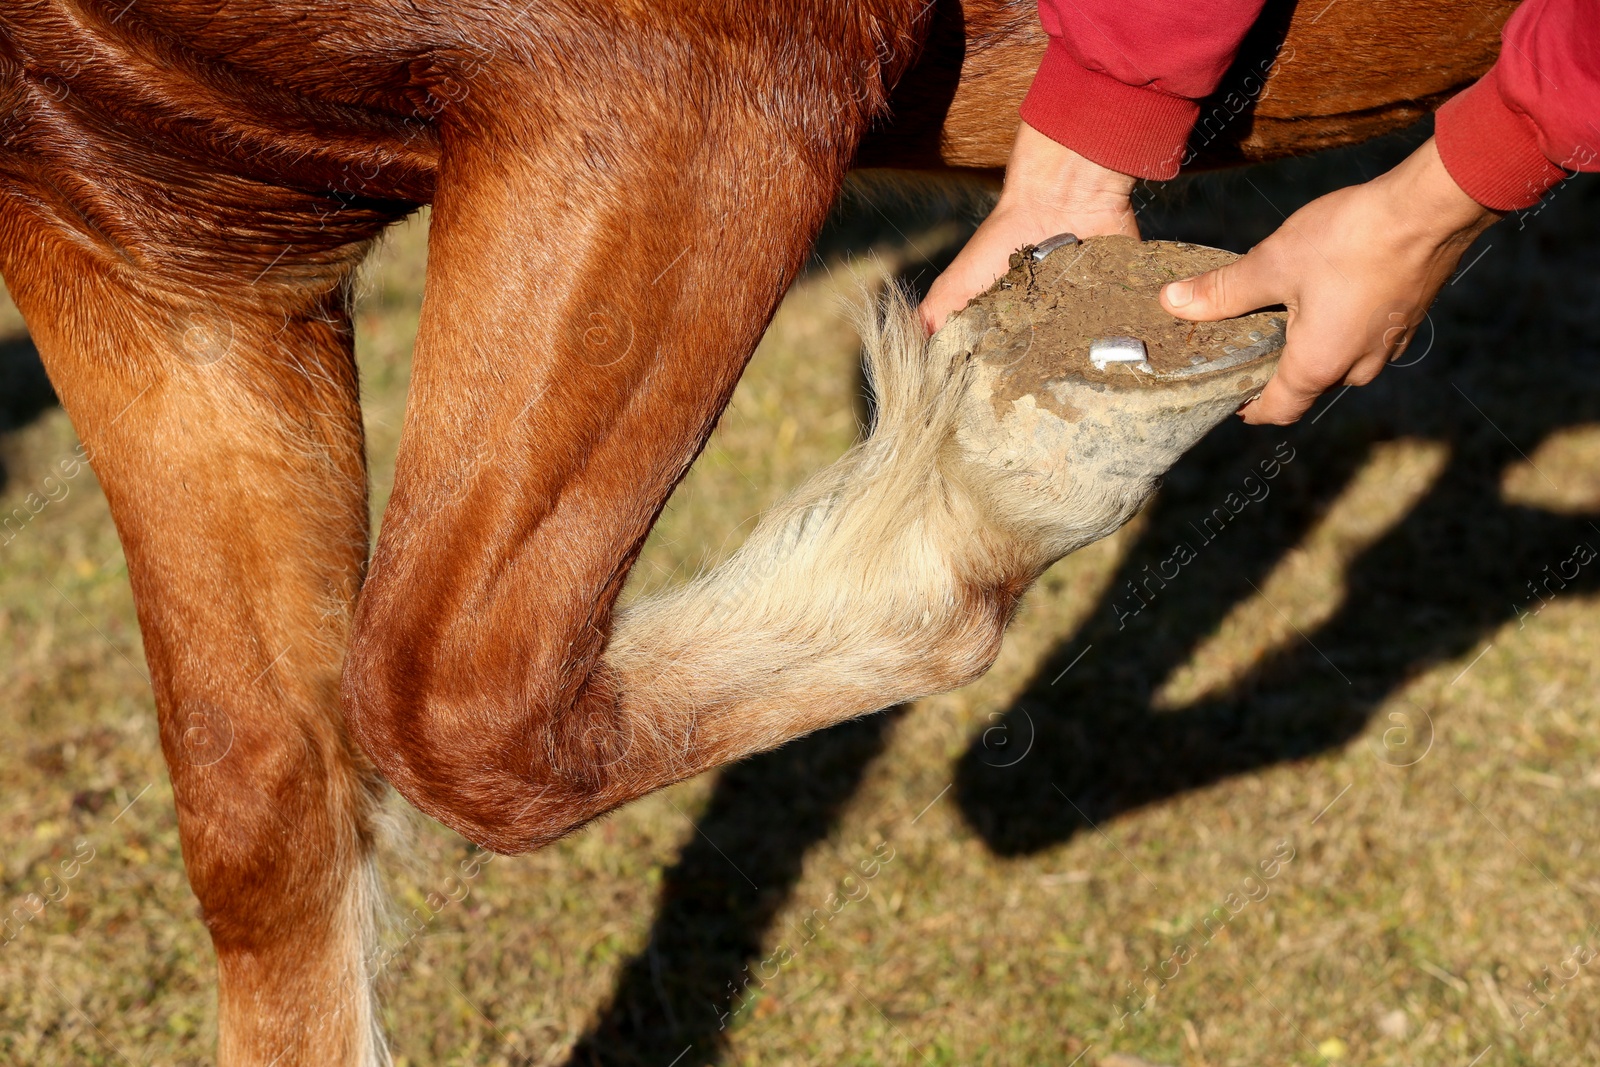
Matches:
[610,283,1029,764]
[606,240,1279,800]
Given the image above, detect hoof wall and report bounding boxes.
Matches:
[931,236,1286,561]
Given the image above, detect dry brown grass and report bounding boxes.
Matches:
[3,130,1600,1067]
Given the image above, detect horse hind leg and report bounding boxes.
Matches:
[1,218,388,1065]
[337,55,1275,854]
[612,272,1282,758]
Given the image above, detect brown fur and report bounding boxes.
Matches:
[0,2,1516,1062]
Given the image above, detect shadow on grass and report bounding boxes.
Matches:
[956,144,1600,853]
[956,367,1600,852]
[563,235,969,1067]
[0,330,57,493]
[570,131,1600,1063]
[562,709,903,1067]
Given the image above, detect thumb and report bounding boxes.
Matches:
[1161,250,1282,322]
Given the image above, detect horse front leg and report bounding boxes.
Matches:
[1,213,386,1065]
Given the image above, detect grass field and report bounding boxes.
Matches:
[3,126,1600,1066]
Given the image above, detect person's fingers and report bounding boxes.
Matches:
[919,280,958,335]
[1238,306,1358,425]
[920,172,1140,335]
[918,207,1030,334]
[920,250,991,334]
[1341,349,1391,387]
[919,211,1134,334]
[1161,247,1284,323]
[920,249,1005,334]
[1239,350,1333,425]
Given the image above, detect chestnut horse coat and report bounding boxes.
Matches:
[0,2,1515,1063]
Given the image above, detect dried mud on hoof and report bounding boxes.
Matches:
[930,235,1287,563]
[972,234,1286,413]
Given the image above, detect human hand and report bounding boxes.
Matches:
[920,121,1139,334]
[1160,137,1499,424]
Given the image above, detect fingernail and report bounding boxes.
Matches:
[1165,280,1193,308]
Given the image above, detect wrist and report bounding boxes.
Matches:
[998,122,1136,218]
[1379,138,1500,247]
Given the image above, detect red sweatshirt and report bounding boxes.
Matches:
[1020,0,1599,211]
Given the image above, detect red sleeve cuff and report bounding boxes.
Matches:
[1019,38,1199,181]
[1435,68,1567,212]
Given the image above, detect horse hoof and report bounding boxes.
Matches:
[934,235,1285,561]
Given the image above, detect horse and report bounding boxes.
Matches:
[0,0,1516,1062]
